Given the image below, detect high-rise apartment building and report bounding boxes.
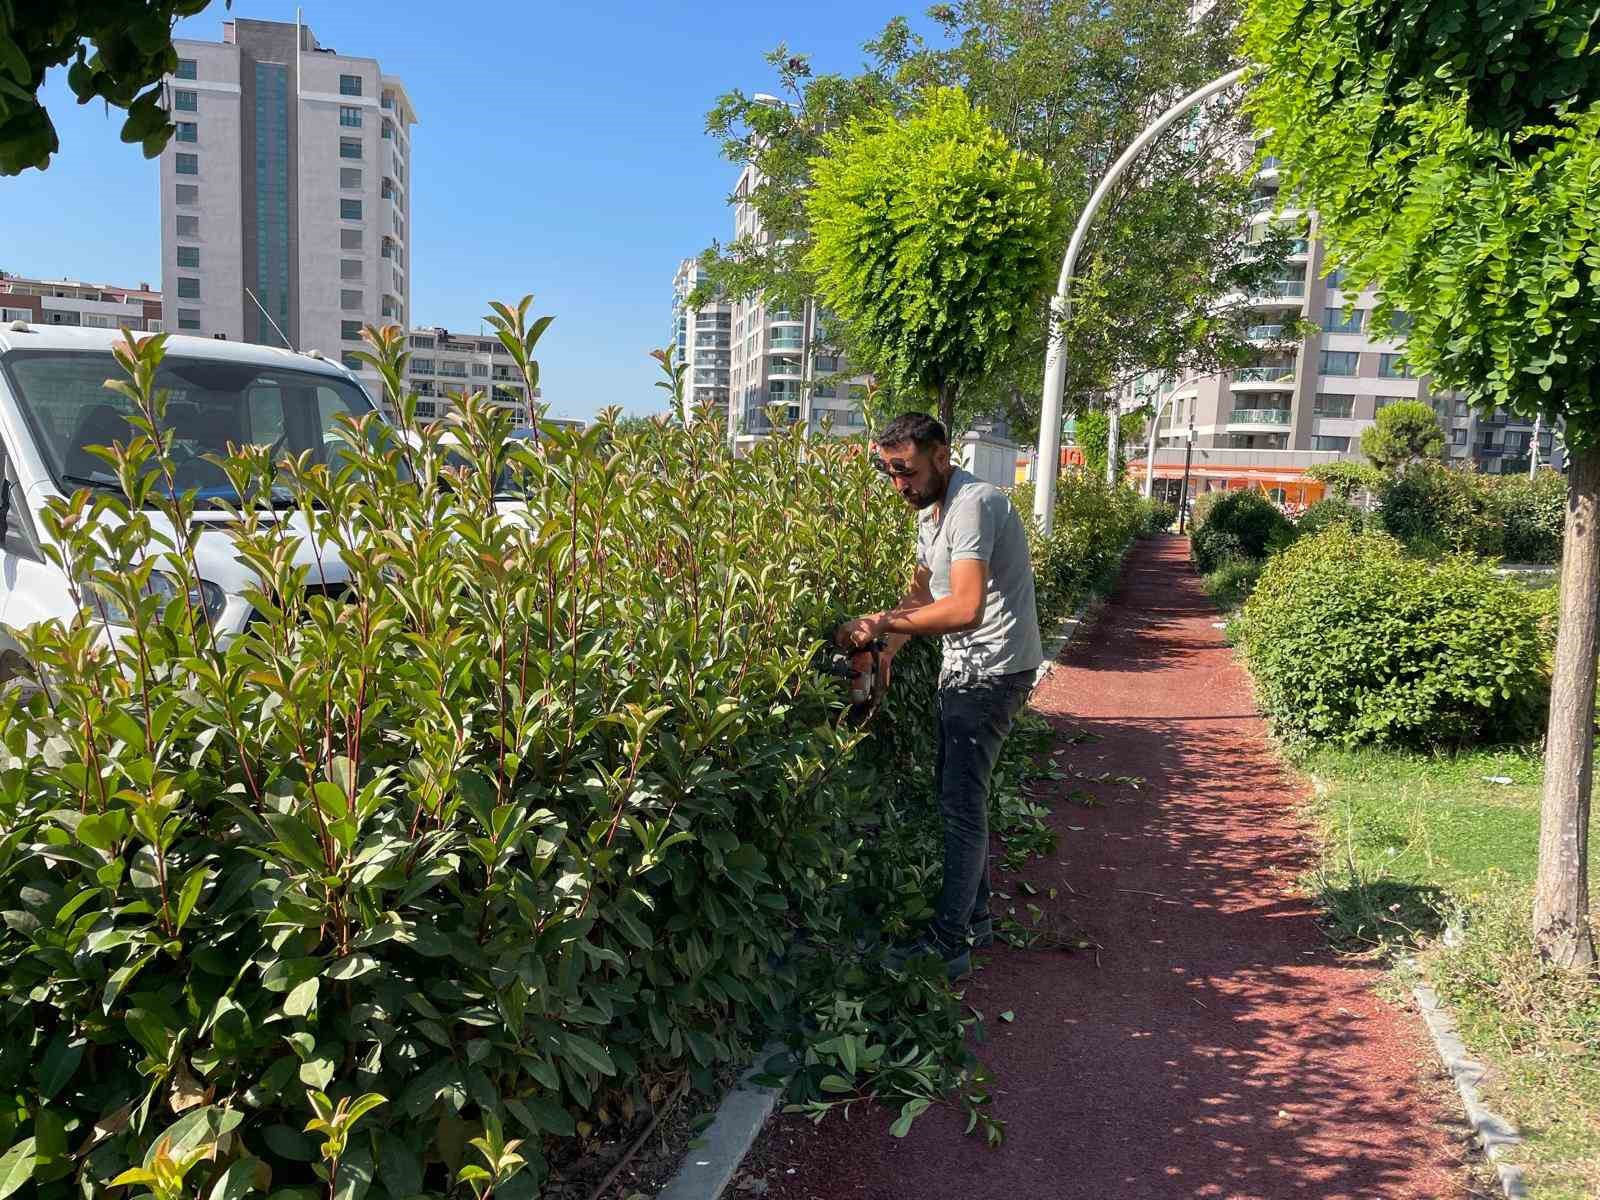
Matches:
[724,151,869,452]
[1137,149,1559,502]
[158,18,416,397]
[670,259,731,425]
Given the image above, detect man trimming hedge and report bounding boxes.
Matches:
[837,412,1044,978]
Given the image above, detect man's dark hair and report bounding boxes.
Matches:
[876,412,948,452]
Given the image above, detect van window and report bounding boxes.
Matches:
[1,351,393,506]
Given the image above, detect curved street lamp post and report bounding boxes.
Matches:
[1032,66,1247,537]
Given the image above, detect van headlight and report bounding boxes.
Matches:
[78,571,226,627]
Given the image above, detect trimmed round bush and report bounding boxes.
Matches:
[1237,527,1550,747]
[1189,489,1296,574]
[1142,500,1178,536]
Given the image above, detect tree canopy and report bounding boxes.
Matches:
[0,1,224,175]
[1360,400,1446,472]
[804,87,1058,429]
[700,0,1296,438]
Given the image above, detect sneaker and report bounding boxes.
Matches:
[970,915,994,950]
[882,936,972,980]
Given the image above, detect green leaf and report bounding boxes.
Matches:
[506,1095,575,1138]
[376,1134,422,1198]
[283,977,319,1018]
[175,865,211,931]
[38,1033,85,1100]
[0,1139,36,1200]
[559,1033,615,1077]
[209,1158,263,1200]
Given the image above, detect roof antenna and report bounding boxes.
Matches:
[244,286,295,351]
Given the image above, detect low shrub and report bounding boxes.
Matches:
[1203,556,1263,612]
[1188,489,1296,574]
[1296,496,1365,537]
[1237,527,1550,747]
[1015,476,1147,622]
[1142,500,1178,537]
[1376,462,1502,558]
[0,326,1074,1197]
[1494,471,1566,564]
[1189,489,1225,532]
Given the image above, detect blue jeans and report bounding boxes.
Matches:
[930,669,1035,948]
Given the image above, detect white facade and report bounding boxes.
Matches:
[0,274,163,332]
[724,158,870,452]
[159,18,416,401]
[671,259,731,425]
[402,326,540,428]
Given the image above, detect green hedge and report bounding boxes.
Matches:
[1236,527,1549,747]
[0,329,1136,1198]
[1013,475,1150,624]
[1376,463,1566,563]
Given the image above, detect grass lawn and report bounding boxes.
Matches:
[1299,745,1600,1199]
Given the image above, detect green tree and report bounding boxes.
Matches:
[1360,400,1446,472]
[0,1,225,175]
[699,0,1297,438]
[1244,0,1600,967]
[1074,403,1145,483]
[1305,460,1383,502]
[804,87,1057,430]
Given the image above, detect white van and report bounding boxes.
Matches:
[0,324,388,690]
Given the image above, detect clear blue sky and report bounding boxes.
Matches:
[0,1,933,419]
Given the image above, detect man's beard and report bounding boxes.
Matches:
[904,465,952,509]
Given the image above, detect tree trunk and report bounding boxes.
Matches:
[1534,443,1600,970]
[937,379,957,435]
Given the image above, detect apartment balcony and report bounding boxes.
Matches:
[1246,324,1288,341]
[1229,366,1296,389]
[1249,280,1306,302]
[1227,407,1293,428]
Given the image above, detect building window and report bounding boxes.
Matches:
[175,153,198,175]
[177,308,201,330]
[381,92,395,110]
[340,228,363,251]
[175,183,198,204]
[1321,306,1363,334]
[341,289,363,311]
[381,178,395,201]
[340,198,362,221]
[1378,353,1415,379]
[1313,393,1354,418]
[175,58,198,80]
[1319,349,1359,376]
[340,259,362,280]
[411,358,434,374]
[176,245,200,268]
[340,137,363,160]
[176,277,200,299]
[339,74,363,97]
[176,214,199,236]
[339,106,363,128]
[340,167,362,190]
[341,353,363,371]
[342,320,363,341]
[1453,427,1468,445]
[472,363,489,377]
[175,121,198,143]
[174,89,197,112]
[381,121,394,140]
[1324,266,1345,289]
[1311,435,1351,452]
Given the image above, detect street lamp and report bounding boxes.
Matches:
[1033,66,1247,537]
[1177,418,1196,533]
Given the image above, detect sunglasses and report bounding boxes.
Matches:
[871,453,919,479]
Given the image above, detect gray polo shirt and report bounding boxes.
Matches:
[916,466,1044,683]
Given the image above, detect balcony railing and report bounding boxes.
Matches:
[1246,324,1287,340]
[1228,407,1293,425]
[1247,194,1278,213]
[1231,366,1296,384]
[1253,280,1306,299]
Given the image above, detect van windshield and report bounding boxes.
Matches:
[2,350,398,507]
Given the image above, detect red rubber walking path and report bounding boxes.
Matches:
[758,536,1471,1200]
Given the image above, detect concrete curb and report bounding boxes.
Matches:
[1412,980,1528,1198]
[654,1042,788,1200]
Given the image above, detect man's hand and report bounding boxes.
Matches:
[834,612,887,649]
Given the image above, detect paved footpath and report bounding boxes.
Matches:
[758,536,1473,1200]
